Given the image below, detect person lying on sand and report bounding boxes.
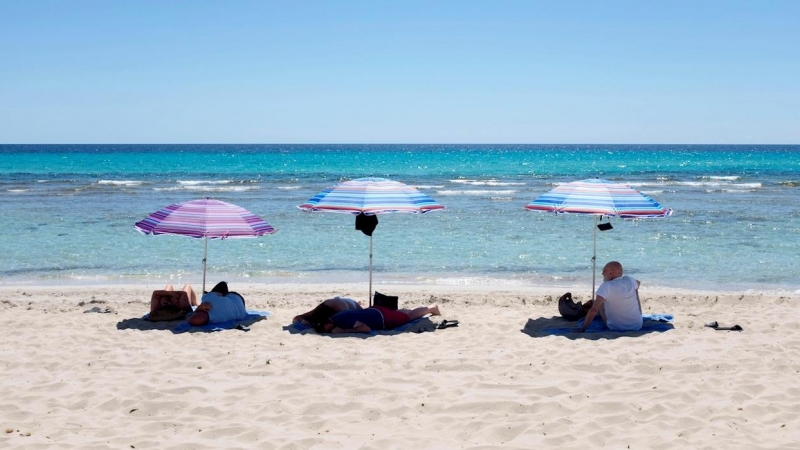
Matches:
[150,283,200,313]
[314,304,441,334]
[292,296,362,327]
[579,261,642,332]
[188,281,248,326]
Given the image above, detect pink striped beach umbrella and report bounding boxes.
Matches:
[135,198,276,292]
[525,178,672,298]
[298,177,444,304]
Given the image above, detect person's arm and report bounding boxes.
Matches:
[292,308,317,326]
[292,311,312,325]
[150,291,162,312]
[188,302,212,326]
[331,321,371,334]
[635,279,642,315]
[579,295,605,332]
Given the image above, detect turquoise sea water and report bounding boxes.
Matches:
[1,144,799,293]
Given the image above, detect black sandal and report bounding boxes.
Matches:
[438,319,459,329]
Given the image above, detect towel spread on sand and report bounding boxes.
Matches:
[170,310,271,333]
[541,314,674,336]
[287,317,431,335]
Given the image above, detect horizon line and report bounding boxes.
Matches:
[2,142,799,146]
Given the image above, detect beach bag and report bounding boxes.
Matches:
[373,291,398,310]
[558,292,590,321]
[355,212,379,236]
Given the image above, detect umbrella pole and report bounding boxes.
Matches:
[202,235,208,294]
[592,215,597,300]
[369,234,373,307]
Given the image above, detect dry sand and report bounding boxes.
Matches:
[1,283,799,449]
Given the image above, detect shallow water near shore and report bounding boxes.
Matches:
[2,144,799,293]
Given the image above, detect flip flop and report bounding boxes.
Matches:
[438,319,459,329]
[704,321,719,328]
[713,324,743,331]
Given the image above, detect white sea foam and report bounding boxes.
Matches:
[431,276,529,286]
[413,185,446,189]
[277,186,302,190]
[97,180,143,186]
[450,179,525,186]
[631,181,761,189]
[7,189,28,193]
[705,175,740,181]
[154,186,260,192]
[437,189,519,196]
[177,180,233,185]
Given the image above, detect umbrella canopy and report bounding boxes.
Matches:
[525,178,673,218]
[298,177,444,304]
[298,177,444,215]
[135,198,276,292]
[525,178,672,298]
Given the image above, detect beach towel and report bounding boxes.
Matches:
[286,317,434,335]
[540,314,674,336]
[170,310,271,334]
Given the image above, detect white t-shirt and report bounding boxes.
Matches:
[596,275,642,331]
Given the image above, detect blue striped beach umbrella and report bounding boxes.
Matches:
[298,177,444,304]
[135,198,276,293]
[525,178,672,298]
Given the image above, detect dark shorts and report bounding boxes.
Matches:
[372,306,410,329]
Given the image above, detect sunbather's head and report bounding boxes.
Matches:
[314,319,335,333]
[210,281,229,295]
[602,261,623,281]
[309,304,337,332]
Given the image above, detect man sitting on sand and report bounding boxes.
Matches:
[188,282,248,326]
[580,261,642,332]
[292,296,362,327]
[315,303,441,334]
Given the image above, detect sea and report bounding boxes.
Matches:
[2,144,799,294]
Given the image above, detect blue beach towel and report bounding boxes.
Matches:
[540,314,674,336]
[170,310,271,334]
[286,317,429,335]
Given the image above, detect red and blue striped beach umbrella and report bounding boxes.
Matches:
[298,177,444,304]
[135,198,276,292]
[525,178,672,298]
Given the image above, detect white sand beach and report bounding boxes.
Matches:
[1,283,799,449]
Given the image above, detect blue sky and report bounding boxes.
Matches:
[1,1,797,144]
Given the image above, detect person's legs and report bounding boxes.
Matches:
[402,304,440,321]
[182,284,199,306]
[164,284,175,291]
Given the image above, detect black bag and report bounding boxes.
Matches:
[558,292,591,321]
[373,291,398,310]
[355,212,379,236]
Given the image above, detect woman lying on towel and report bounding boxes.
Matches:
[188,281,248,326]
[313,303,441,334]
[148,284,201,322]
[292,296,363,327]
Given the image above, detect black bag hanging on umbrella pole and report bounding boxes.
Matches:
[355,212,378,236]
